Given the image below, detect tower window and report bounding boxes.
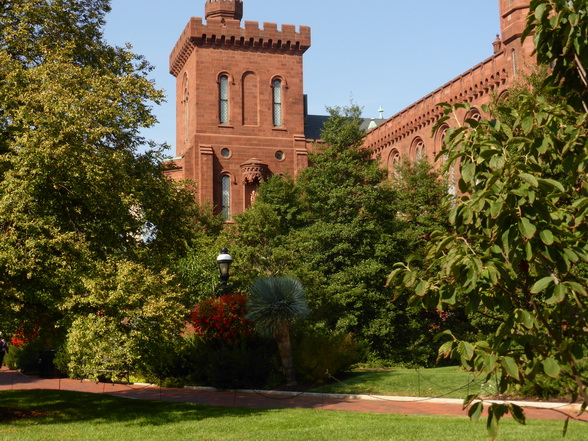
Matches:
[219,75,229,124]
[221,175,231,220]
[273,79,283,127]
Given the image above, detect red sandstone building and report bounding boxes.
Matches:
[167,0,534,219]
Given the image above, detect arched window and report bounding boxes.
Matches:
[221,175,231,220]
[416,143,425,161]
[466,108,482,123]
[387,149,401,179]
[219,75,229,124]
[412,139,425,162]
[433,124,449,158]
[272,78,283,127]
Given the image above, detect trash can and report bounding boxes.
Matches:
[38,349,56,378]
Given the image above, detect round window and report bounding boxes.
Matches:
[221,148,231,158]
[275,151,285,161]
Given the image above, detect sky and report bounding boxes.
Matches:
[103,0,501,154]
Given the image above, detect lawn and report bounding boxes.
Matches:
[0,390,585,441]
[312,366,495,399]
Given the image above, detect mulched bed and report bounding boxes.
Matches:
[0,406,49,422]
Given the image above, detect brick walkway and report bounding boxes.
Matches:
[1,367,585,422]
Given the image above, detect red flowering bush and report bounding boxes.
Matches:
[11,326,40,348]
[190,294,253,345]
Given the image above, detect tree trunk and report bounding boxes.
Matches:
[275,326,296,386]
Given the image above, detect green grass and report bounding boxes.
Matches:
[312,366,496,399]
[0,390,584,441]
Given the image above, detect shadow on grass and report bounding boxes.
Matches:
[311,366,478,398]
[0,390,268,426]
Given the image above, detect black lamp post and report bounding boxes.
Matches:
[216,247,233,295]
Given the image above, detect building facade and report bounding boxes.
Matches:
[167,0,534,218]
[167,0,310,219]
[364,0,535,181]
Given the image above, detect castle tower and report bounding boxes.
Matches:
[205,0,243,23]
[498,0,533,76]
[168,0,311,220]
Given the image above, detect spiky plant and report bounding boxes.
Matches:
[247,276,308,386]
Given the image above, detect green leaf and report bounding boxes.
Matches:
[461,162,476,183]
[438,341,454,358]
[463,393,478,409]
[515,309,534,329]
[535,3,547,21]
[530,276,554,294]
[468,401,484,424]
[482,354,498,374]
[490,200,504,219]
[519,173,538,187]
[508,403,526,425]
[486,404,507,440]
[542,357,561,378]
[539,229,554,245]
[518,217,537,239]
[402,270,417,288]
[501,356,520,380]
[567,281,587,296]
[458,341,475,361]
[537,178,565,193]
[552,284,567,303]
[489,155,505,171]
[521,117,534,135]
[563,248,579,263]
[433,329,455,342]
[569,13,579,26]
[414,279,427,297]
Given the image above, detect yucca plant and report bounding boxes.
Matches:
[247,276,309,386]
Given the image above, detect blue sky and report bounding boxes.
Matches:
[104,0,500,154]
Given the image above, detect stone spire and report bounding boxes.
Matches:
[205,0,243,23]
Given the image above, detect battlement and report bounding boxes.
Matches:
[170,17,311,76]
[363,52,510,155]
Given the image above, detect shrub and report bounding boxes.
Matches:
[515,361,588,400]
[190,294,254,345]
[179,334,278,389]
[180,294,286,389]
[293,325,363,384]
[5,338,53,374]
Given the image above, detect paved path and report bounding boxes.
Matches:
[1,367,585,422]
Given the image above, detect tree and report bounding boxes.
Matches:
[391,158,450,252]
[524,0,588,111]
[229,105,451,362]
[225,174,303,287]
[283,105,404,360]
[0,0,203,377]
[247,276,309,386]
[390,1,588,436]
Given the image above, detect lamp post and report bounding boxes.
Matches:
[216,247,233,296]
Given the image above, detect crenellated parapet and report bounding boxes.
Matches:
[170,17,311,76]
[363,52,510,157]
